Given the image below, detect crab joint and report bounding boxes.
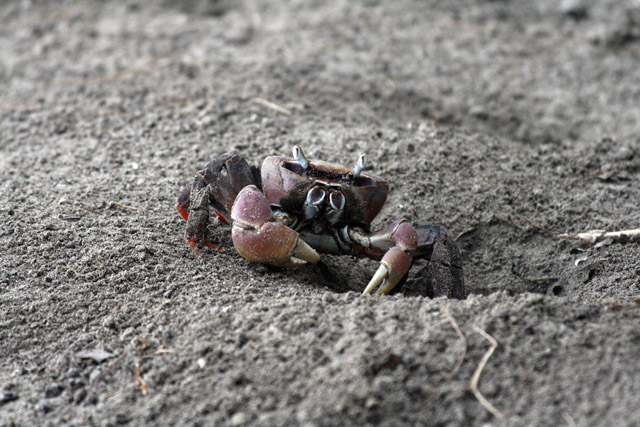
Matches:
[293,145,309,169]
[354,152,367,177]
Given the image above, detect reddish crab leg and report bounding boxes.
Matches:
[231,185,320,267]
[361,220,419,295]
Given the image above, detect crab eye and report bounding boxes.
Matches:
[303,186,326,221]
[329,192,345,210]
[324,191,345,225]
[306,186,326,205]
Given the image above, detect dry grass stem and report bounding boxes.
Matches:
[104,362,149,399]
[254,97,291,115]
[141,347,176,360]
[135,363,149,396]
[101,351,127,378]
[113,202,138,211]
[105,383,138,400]
[427,306,468,400]
[494,215,525,230]
[603,299,640,311]
[83,206,101,214]
[559,228,640,244]
[562,411,577,427]
[517,214,557,235]
[522,276,560,282]
[470,325,505,424]
[455,227,479,241]
[563,170,602,188]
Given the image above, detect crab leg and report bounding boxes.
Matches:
[231,185,320,267]
[177,153,262,252]
[359,220,419,295]
[183,173,216,251]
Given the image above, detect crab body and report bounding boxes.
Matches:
[177,147,464,298]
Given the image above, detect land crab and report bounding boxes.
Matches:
[176,146,464,298]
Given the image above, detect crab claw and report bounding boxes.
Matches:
[231,185,320,267]
[361,220,418,295]
[362,246,412,295]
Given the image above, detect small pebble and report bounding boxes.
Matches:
[74,389,87,404]
[44,383,63,398]
[365,396,379,408]
[44,384,64,399]
[230,412,248,426]
[38,400,53,413]
[1,391,18,405]
[197,358,207,369]
[322,293,335,304]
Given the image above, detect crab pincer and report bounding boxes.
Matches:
[231,185,320,267]
[361,220,419,295]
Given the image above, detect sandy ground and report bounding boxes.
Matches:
[1,1,640,426]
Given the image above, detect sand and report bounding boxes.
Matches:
[1,1,639,425]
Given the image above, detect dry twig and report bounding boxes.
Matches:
[563,170,602,188]
[112,202,138,211]
[559,228,640,245]
[521,276,560,282]
[253,97,291,115]
[105,364,149,399]
[135,363,149,396]
[562,411,577,427]
[141,347,176,360]
[455,227,479,241]
[101,351,127,379]
[83,206,101,214]
[380,76,397,97]
[105,383,138,400]
[470,325,505,424]
[494,214,525,231]
[426,307,468,400]
[603,298,640,311]
[91,47,173,84]
[517,214,557,235]
[0,103,41,112]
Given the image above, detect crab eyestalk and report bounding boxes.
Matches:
[293,145,309,169]
[231,185,320,267]
[354,152,367,177]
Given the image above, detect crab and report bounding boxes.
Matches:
[176,146,464,298]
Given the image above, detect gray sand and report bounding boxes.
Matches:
[1,1,639,425]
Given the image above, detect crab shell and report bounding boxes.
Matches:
[260,155,389,226]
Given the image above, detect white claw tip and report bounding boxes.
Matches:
[362,263,388,295]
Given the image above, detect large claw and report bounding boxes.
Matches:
[362,246,412,295]
[361,220,418,295]
[231,185,320,267]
